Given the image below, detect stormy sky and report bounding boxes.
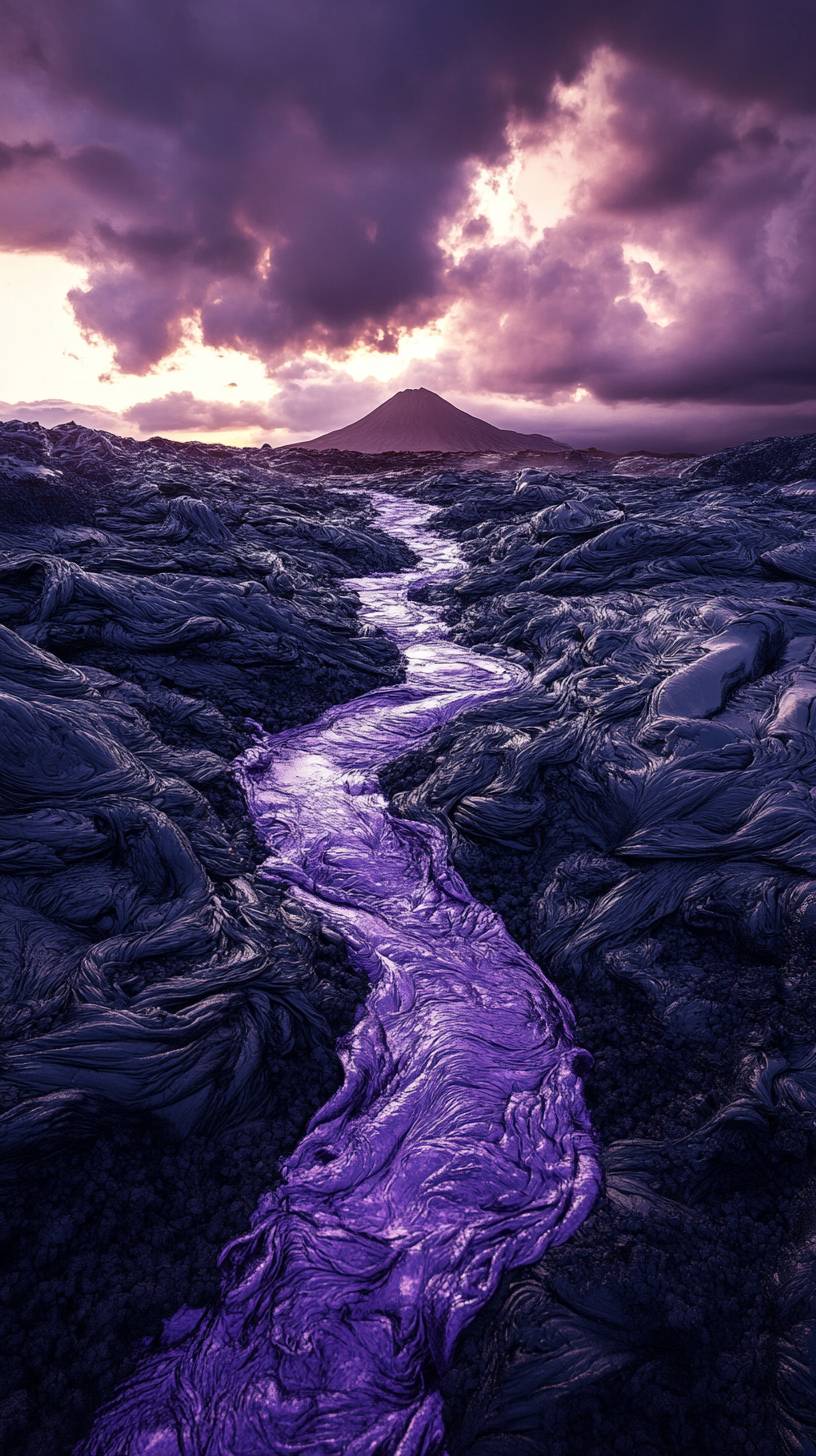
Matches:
[1,0,815,451]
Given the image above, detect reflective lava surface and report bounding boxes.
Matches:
[83,494,598,1455]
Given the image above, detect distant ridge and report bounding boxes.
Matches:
[300,387,568,454]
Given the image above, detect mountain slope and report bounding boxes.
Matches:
[300,387,567,453]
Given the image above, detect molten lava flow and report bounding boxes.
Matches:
[83,495,598,1456]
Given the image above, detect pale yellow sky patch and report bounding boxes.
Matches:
[0,251,276,439]
[343,326,443,384]
[0,253,113,402]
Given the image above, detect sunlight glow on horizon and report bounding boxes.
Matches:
[0,50,690,450]
[0,252,282,444]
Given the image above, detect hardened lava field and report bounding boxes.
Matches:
[1,422,816,1455]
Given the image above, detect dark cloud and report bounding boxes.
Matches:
[0,1,815,425]
[64,144,149,199]
[69,270,196,373]
[0,140,56,170]
[598,1,816,114]
[586,67,745,213]
[482,394,816,455]
[447,54,816,413]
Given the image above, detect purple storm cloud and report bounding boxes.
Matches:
[1,2,816,444]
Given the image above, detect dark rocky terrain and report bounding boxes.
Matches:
[381,433,816,1455]
[3,418,816,1454]
[0,420,410,1455]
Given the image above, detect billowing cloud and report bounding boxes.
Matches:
[0,397,127,433]
[445,53,816,412]
[1,2,816,440]
[123,390,278,434]
[267,362,387,436]
[0,393,281,441]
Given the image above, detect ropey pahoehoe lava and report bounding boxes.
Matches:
[2,420,816,1456]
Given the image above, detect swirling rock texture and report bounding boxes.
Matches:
[0,421,410,1454]
[380,435,816,1455]
[6,420,816,1456]
[80,494,599,1455]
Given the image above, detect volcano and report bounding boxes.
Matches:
[300,387,567,454]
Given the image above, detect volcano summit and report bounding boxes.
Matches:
[300,387,567,454]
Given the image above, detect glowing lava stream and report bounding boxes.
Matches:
[84,493,600,1456]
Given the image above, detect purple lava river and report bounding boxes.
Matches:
[84,494,600,1455]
